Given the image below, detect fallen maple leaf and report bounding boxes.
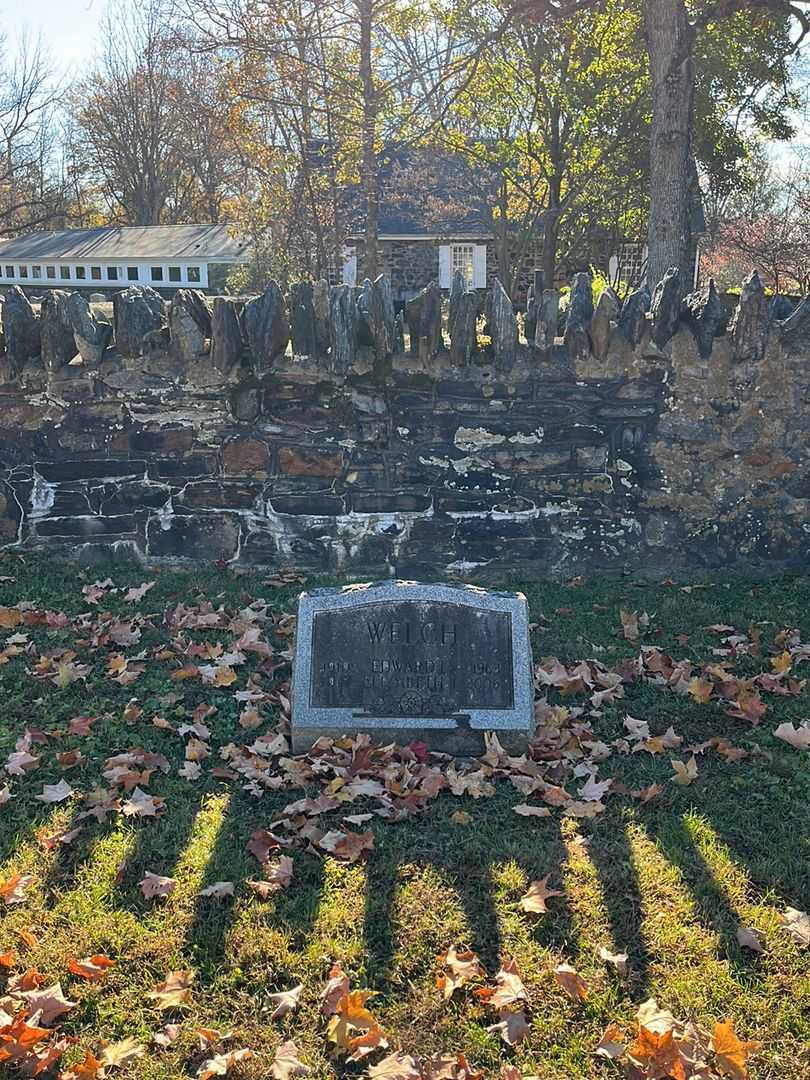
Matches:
[598,945,629,976]
[595,1022,626,1059]
[321,964,350,1016]
[35,779,74,803]
[99,1035,146,1068]
[487,1008,530,1046]
[671,756,698,785]
[511,803,550,818]
[17,980,77,1023]
[121,787,165,818]
[780,906,810,946]
[628,1026,687,1080]
[0,873,34,905]
[773,721,810,750]
[61,1047,105,1079]
[148,970,194,1009]
[140,872,177,900]
[270,1040,309,1080]
[268,983,304,1020]
[367,1051,422,1080]
[553,962,588,1002]
[711,1020,761,1079]
[68,954,115,982]
[198,1047,253,1079]
[199,881,235,899]
[519,876,562,914]
[247,855,294,899]
[436,946,484,999]
[736,926,764,954]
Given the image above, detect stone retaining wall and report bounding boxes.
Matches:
[0,270,808,577]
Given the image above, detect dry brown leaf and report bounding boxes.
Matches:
[197,1048,252,1078]
[594,1022,626,1059]
[268,983,304,1020]
[780,907,810,946]
[0,873,34,905]
[598,945,629,977]
[148,970,194,1009]
[436,946,484,999]
[670,756,698,785]
[17,980,77,1023]
[487,1008,530,1046]
[99,1036,146,1069]
[68,954,115,982]
[35,779,74,803]
[367,1051,422,1080]
[773,721,810,751]
[736,926,764,954]
[270,1040,309,1080]
[553,962,588,1002]
[199,881,235,899]
[140,872,177,900]
[711,1020,761,1080]
[519,876,562,914]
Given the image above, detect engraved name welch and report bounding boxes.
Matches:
[309,600,514,716]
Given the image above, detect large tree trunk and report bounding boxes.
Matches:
[359,0,379,281]
[644,0,695,290]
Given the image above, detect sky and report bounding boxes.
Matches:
[0,0,103,75]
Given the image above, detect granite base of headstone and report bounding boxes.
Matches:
[291,581,534,755]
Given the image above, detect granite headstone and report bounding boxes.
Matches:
[291,581,534,754]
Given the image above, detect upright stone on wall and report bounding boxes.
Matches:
[329,284,356,375]
[211,297,245,376]
[40,291,77,372]
[376,274,396,355]
[312,279,331,357]
[448,269,466,337]
[357,277,389,360]
[170,289,212,361]
[243,281,290,371]
[730,270,770,363]
[67,292,113,364]
[778,295,810,349]
[113,285,165,358]
[650,267,681,347]
[487,279,518,370]
[2,286,41,375]
[563,272,593,363]
[289,281,317,356]
[534,289,559,351]
[449,288,479,366]
[680,278,723,358]
[406,281,442,362]
[618,284,650,346]
[590,286,619,362]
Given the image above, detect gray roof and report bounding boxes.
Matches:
[0,224,249,262]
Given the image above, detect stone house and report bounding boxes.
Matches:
[0,224,250,298]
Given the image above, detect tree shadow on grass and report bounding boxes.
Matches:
[362,801,578,987]
[587,808,653,997]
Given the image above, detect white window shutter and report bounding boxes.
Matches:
[608,254,619,282]
[342,248,357,286]
[438,245,451,288]
[472,244,487,289]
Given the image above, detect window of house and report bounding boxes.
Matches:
[5,266,13,278]
[451,244,475,287]
[151,266,164,282]
[617,242,645,286]
[107,266,119,281]
[187,266,201,283]
[60,266,71,280]
[127,266,139,281]
[90,266,102,280]
[324,260,341,286]
[46,266,56,279]
[18,265,28,279]
[168,266,181,282]
[31,265,41,279]
[75,266,86,279]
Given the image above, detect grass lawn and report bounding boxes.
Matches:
[0,552,809,1079]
